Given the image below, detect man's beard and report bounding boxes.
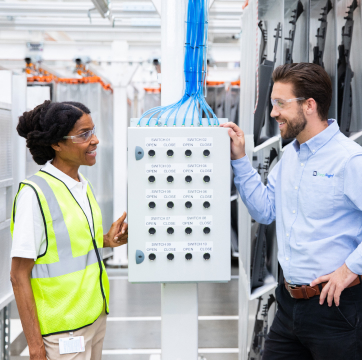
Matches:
[277,108,307,139]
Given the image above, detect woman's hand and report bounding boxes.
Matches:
[104,211,128,248]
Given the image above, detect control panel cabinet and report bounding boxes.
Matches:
[128,127,231,283]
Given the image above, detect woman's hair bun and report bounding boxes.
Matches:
[17,100,90,165]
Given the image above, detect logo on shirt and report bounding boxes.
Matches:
[313,171,334,178]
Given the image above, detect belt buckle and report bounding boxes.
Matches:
[287,284,297,298]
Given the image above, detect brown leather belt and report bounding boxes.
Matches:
[284,276,361,300]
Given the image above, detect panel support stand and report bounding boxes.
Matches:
[159,0,198,359]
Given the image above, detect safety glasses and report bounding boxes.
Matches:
[63,126,96,144]
[270,97,306,111]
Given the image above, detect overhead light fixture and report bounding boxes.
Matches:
[91,0,112,20]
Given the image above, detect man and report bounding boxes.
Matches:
[221,62,362,359]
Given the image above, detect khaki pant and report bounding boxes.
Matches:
[43,310,107,360]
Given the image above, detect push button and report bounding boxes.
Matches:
[148,149,156,157]
[203,175,210,183]
[149,253,156,261]
[185,227,192,235]
[185,175,192,183]
[148,201,156,209]
[203,149,210,157]
[185,149,192,157]
[203,201,210,208]
[203,227,211,234]
[148,176,156,183]
[185,253,192,260]
[167,201,174,209]
[167,176,174,183]
[167,149,174,157]
[167,253,174,261]
[185,201,192,209]
[167,227,174,234]
[203,253,211,260]
[149,228,156,235]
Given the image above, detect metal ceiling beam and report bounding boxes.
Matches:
[0,1,243,17]
[0,17,241,33]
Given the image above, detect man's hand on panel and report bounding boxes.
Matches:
[220,122,246,160]
[310,263,358,307]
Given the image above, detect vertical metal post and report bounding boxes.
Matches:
[160,1,198,359]
[0,305,11,360]
[238,1,257,359]
[112,85,129,267]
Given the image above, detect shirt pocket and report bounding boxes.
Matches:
[301,182,335,220]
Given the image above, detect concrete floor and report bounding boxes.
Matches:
[10,260,243,360]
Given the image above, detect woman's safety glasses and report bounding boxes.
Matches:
[63,126,96,144]
[270,97,305,111]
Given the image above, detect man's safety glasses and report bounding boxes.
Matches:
[270,97,306,111]
[63,126,96,144]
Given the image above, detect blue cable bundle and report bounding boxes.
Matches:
[138,0,219,127]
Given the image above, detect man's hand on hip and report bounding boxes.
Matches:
[310,263,358,307]
[220,122,246,160]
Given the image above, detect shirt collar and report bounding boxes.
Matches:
[292,119,339,154]
[41,161,88,190]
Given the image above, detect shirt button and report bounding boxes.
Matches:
[301,163,304,166]
[312,150,315,153]
[286,257,289,261]
[295,186,298,190]
[293,210,296,214]
[288,279,292,283]
[286,233,289,237]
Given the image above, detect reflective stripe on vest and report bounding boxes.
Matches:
[28,174,103,279]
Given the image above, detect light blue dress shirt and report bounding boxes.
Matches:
[232,120,362,285]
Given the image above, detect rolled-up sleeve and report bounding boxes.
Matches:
[231,155,278,225]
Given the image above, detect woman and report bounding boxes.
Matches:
[10,100,127,360]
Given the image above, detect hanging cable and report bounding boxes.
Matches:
[138,0,219,127]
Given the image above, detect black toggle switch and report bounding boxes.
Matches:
[148,149,156,157]
[203,253,211,260]
[167,176,174,183]
[185,175,192,183]
[167,253,174,261]
[203,175,210,183]
[185,149,192,157]
[149,201,156,209]
[167,227,174,234]
[203,227,211,234]
[185,201,192,209]
[167,149,174,157]
[148,175,156,183]
[203,149,210,157]
[185,227,192,235]
[167,201,174,209]
[149,227,156,235]
[149,253,156,261]
[185,253,192,260]
[203,201,210,208]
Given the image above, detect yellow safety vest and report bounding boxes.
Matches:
[10,170,110,336]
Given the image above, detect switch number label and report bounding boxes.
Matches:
[145,215,212,227]
[146,189,213,199]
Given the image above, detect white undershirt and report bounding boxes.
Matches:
[11,161,94,260]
